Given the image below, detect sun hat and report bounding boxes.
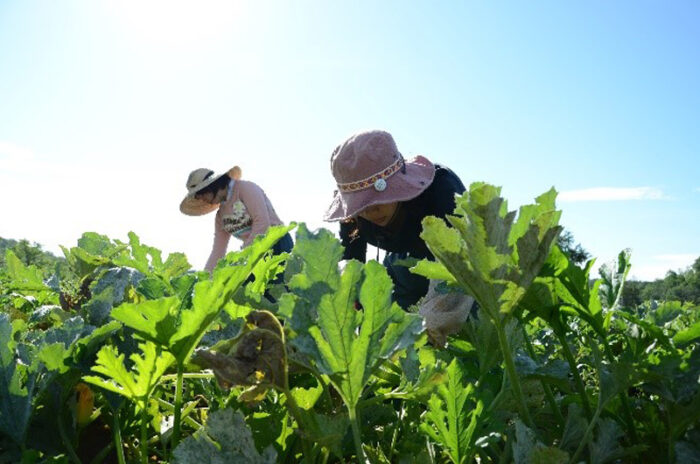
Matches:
[180,166,242,216]
[324,130,435,222]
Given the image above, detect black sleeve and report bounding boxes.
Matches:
[339,220,367,262]
[428,166,467,219]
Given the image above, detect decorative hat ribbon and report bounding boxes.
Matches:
[336,157,405,193]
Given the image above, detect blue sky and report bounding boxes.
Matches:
[0,1,698,280]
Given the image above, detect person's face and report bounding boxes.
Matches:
[195,187,227,205]
[358,202,398,226]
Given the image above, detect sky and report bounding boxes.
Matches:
[0,1,698,281]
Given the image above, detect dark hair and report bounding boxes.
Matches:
[196,174,230,196]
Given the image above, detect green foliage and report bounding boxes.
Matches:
[280,225,422,409]
[415,183,562,318]
[173,409,276,464]
[420,359,484,464]
[0,238,66,277]
[111,225,294,365]
[2,214,698,463]
[83,342,174,410]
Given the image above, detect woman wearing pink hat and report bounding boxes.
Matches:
[324,130,474,344]
[180,165,293,272]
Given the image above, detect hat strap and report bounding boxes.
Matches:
[337,157,404,193]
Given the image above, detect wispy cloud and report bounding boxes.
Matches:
[0,141,35,168]
[628,254,697,281]
[559,187,667,202]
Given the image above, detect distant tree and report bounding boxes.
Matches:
[557,229,591,266]
[638,257,700,305]
[0,237,67,277]
[621,280,645,308]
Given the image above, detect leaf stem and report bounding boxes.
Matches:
[89,442,114,464]
[57,406,81,464]
[140,405,148,464]
[172,362,185,450]
[554,326,593,419]
[348,406,366,463]
[113,410,127,464]
[280,327,315,461]
[281,385,314,461]
[160,372,215,382]
[494,318,533,427]
[521,325,565,428]
[601,342,638,444]
[568,403,602,464]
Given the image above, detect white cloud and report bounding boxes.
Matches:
[0,141,36,170]
[627,253,697,281]
[559,187,666,202]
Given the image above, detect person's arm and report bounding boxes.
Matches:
[339,220,367,262]
[204,212,230,272]
[239,182,274,246]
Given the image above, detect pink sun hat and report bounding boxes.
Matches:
[324,130,436,222]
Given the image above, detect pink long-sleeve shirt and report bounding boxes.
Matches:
[204,179,283,271]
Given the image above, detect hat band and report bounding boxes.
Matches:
[337,157,404,193]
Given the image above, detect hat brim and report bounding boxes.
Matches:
[180,196,220,216]
[179,171,229,216]
[323,155,435,222]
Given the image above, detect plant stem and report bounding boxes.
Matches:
[154,397,203,429]
[280,327,315,462]
[348,406,366,463]
[488,366,510,413]
[89,442,114,464]
[494,317,533,427]
[113,411,127,464]
[388,403,404,460]
[282,387,314,461]
[57,406,81,464]
[140,404,148,464]
[172,362,185,450]
[569,404,603,464]
[160,372,215,382]
[521,326,565,428]
[601,342,638,444]
[555,327,593,419]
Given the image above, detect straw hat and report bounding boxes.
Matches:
[324,130,435,221]
[180,166,241,216]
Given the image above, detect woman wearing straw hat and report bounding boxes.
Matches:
[180,166,293,272]
[324,130,475,345]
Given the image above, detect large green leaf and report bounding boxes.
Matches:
[111,224,294,364]
[420,358,484,464]
[512,419,570,464]
[278,225,422,411]
[416,183,562,319]
[112,231,191,281]
[312,259,422,409]
[4,250,47,292]
[598,249,631,312]
[173,408,276,464]
[83,341,174,410]
[673,320,700,346]
[0,314,35,445]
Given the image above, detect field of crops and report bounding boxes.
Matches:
[1,183,698,463]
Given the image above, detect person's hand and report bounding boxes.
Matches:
[418,280,474,347]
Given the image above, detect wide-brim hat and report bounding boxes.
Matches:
[180,166,241,216]
[324,130,435,222]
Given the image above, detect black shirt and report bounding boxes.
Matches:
[339,164,466,262]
